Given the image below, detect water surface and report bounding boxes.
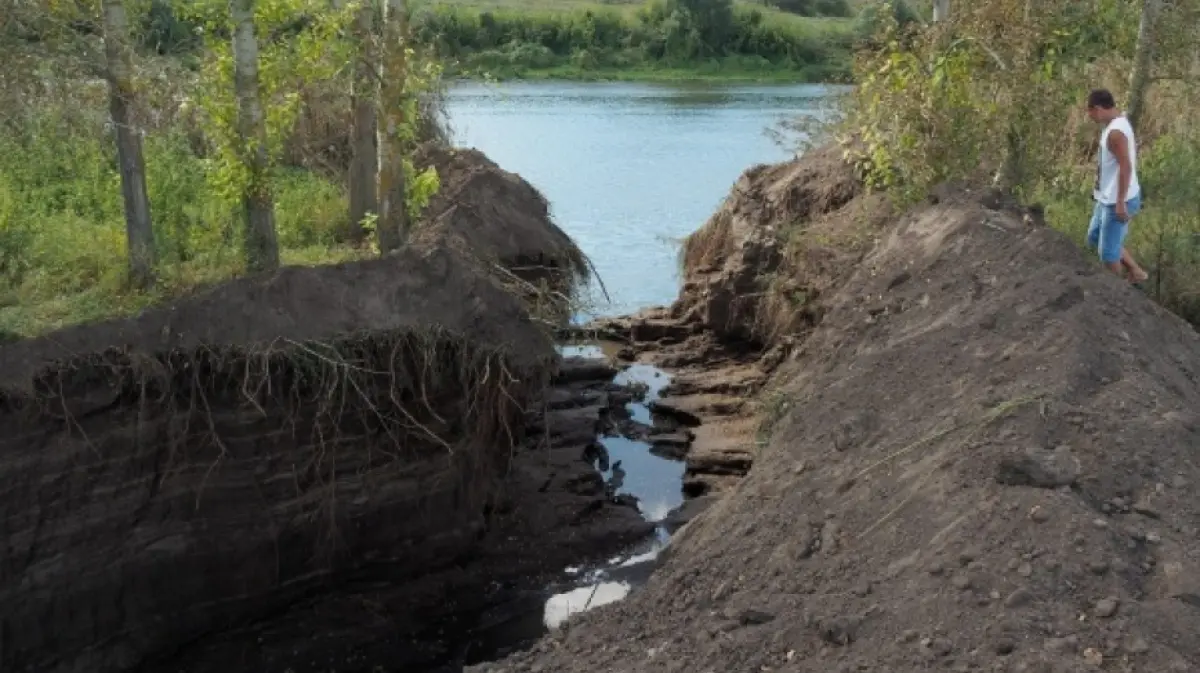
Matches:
[445,81,842,317]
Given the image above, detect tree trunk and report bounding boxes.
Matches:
[932,0,950,22]
[348,1,378,245]
[231,0,280,273]
[1126,0,1161,132]
[376,0,408,254]
[102,0,156,289]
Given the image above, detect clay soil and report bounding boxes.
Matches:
[474,160,1200,673]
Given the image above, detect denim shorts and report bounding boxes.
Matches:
[1087,195,1142,264]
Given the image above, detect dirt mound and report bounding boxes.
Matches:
[0,243,556,673]
[414,144,590,305]
[477,190,1200,672]
[673,143,891,346]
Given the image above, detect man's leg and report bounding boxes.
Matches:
[1097,204,1127,276]
[1122,248,1148,283]
[1086,202,1103,253]
[1118,197,1147,283]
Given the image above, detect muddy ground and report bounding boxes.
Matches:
[473,158,1200,673]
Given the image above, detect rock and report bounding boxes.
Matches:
[1004,588,1034,609]
[1017,563,1033,578]
[995,639,1016,655]
[1133,495,1162,519]
[1029,505,1050,523]
[738,609,776,626]
[951,574,973,591]
[1087,559,1110,575]
[553,357,618,384]
[1082,648,1104,667]
[928,638,954,657]
[1094,597,1119,618]
[994,448,1080,488]
[1162,560,1200,606]
[816,615,860,646]
[1126,637,1150,654]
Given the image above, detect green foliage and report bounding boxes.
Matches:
[2,0,454,336]
[411,1,855,79]
[0,110,354,336]
[181,0,356,207]
[770,0,852,18]
[838,0,1200,325]
[851,0,917,45]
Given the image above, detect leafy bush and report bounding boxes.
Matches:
[839,0,1200,325]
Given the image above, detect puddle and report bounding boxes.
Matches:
[448,343,688,668]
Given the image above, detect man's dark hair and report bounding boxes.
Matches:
[1087,88,1116,109]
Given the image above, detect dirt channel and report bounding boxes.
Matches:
[474,151,1200,673]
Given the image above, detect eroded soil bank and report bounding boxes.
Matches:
[474,149,1200,673]
[0,148,650,673]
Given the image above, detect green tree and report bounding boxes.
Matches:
[1126,0,1162,132]
[376,0,408,253]
[103,0,158,288]
[346,0,378,244]
[230,0,280,273]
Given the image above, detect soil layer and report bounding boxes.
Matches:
[473,166,1200,672]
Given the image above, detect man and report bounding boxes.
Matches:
[1084,88,1148,283]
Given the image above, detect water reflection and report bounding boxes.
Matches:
[446,81,840,317]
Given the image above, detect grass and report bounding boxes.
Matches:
[0,114,362,338]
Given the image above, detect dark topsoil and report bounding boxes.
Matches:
[0,149,650,673]
[474,151,1200,673]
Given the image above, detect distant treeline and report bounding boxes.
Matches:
[132,0,920,81]
[413,2,855,79]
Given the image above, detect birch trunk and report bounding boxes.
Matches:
[376,0,408,254]
[1126,0,1161,132]
[231,0,280,272]
[932,0,949,22]
[348,1,379,244]
[103,0,156,288]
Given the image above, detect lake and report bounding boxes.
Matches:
[444,81,844,318]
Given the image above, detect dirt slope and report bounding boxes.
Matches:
[478,189,1200,673]
[0,243,556,673]
[414,144,590,298]
[673,143,891,346]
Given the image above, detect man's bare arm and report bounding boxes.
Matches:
[1107,129,1132,205]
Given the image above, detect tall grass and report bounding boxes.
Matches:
[0,110,357,338]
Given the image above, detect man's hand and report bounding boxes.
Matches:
[1116,201,1129,223]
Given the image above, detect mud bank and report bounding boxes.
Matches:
[0,148,647,673]
[476,150,1200,673]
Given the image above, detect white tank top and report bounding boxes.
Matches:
[1094,115,1140,205]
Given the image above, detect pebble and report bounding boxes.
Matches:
[1029,505,1050,523]
[1126,637,1150,654]
[1094,597,1119,618]
[1172,475,1188,489]
[951,574,972,590]
[1147,531,1162,545]
[929,638,954,657]
[929,561,946,576]
[994,639,1016,655]
[1092,518,1108,529]
[899,629,919,644]
[1082,647,1104,666]
[1017,562,1033,578]
[1004,588,1034,608]
[1087,559,1110,575]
